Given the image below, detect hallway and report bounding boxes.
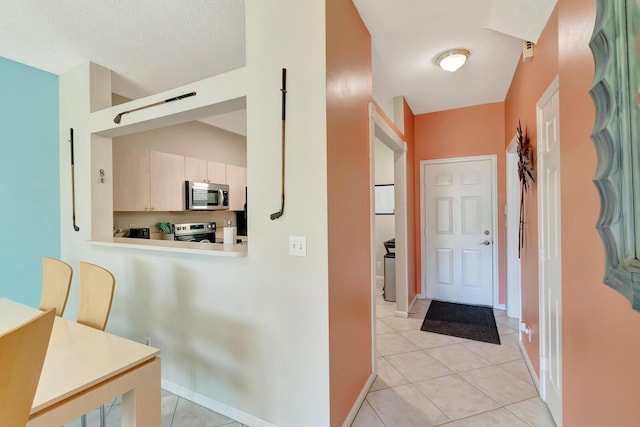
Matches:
[352,282,556,426]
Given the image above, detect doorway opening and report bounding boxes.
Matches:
[368,103,409,364]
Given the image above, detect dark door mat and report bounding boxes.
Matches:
[421,300,501,345]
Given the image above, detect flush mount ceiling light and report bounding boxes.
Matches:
[436,49,471,72]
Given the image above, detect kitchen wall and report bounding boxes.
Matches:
[414,102,507,305]
[0,57,59,306]
[112,113,246,167]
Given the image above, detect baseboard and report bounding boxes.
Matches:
[161,379,277,427]
[519,340,541,393]
[342,372,376,427]
[495,303,506,310]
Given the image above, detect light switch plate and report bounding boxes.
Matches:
[289,236,307,256]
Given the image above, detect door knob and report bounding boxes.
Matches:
[480,240,491,246]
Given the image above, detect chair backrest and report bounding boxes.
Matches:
[77,262,115,331]
[40,257,73,317]
[0,308,55,427]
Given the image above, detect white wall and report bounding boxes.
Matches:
[58,1,330,426]
[374,138,395,277]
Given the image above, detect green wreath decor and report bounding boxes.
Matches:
[517,120,535,257]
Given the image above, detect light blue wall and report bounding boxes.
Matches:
[0,57,59,307]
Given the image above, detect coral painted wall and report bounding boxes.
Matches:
[504,7,558,375]
[414,102,507,305]
[558,0,640,425]
[403,98,418,303]
[326,0,373,425]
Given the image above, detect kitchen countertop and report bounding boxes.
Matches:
[91,237,248,257]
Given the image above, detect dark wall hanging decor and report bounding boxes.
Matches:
[69,128,80,232]
[113,91,196,124]
[517,120,534,257]
[270,68,287,221]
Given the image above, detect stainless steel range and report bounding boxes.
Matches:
[173,222,216,243]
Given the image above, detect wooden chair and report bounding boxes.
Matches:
[40,257,73,317]
[77,262,115,331]
[78,262,115,427]
[0,308,56,427]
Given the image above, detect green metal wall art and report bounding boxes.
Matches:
[589,0,640,310]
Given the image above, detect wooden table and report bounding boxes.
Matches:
[0,298,160,426]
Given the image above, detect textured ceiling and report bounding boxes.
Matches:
[0,0,556,132]
[0,0,245,99]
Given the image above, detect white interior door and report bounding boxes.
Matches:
[424,158,495,306]
[538,80,562,426]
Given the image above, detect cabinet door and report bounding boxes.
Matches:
[226,165,247,211]
[207,161,227,184]
[185,157,207,182]
[113,145,150,211]
[149,151,185,211]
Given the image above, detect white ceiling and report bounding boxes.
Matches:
[0,0,556,133]
[354,0,557,114]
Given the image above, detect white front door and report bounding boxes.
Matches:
[538,81,562,426]
[424,158,495,306]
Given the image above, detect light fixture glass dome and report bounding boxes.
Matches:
[436,49,471,72]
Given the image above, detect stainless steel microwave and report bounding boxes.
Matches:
[185,181,229,211]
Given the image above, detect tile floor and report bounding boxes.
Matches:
[64,388,246,427]
[351,281,556,427]
[66,282,555,427]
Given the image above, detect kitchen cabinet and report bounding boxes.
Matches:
[207,161,227,184]
[185,157,227,184]
[113,146,150,211]
[226,165,247,211]
[185,157,208,182]
[149,151,185,211]
[113,147,185,211]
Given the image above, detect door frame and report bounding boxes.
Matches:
[506,135,522,318]
[420,155,499,307]
[537,75,562,425]
[367,103,409,360]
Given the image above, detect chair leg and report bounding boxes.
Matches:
[99,403,106,426]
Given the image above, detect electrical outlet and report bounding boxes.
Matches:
[377,261,382,270]
[289,236,307,256]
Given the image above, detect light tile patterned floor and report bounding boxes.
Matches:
[65,283,555,427]
[64,388,247,427]
[351,282,557,427]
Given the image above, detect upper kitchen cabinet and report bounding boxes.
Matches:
[185,156,208,182]
[113,146,185,211]
[184,157,227,185]
[149,151,185,211]
[208,161,227,184]
[226,164,246,211]
[113,145,150,211]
